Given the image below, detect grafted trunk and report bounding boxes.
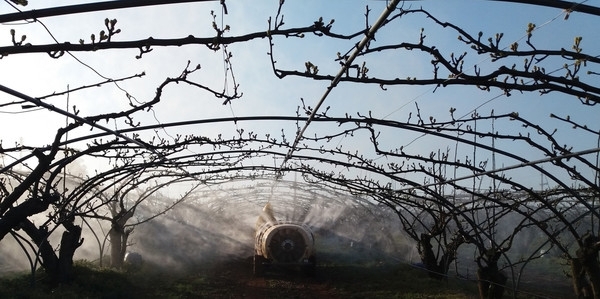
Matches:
[57,221,83,283]
[109,224,130,268]
[417,233,460,280]
[19,219,59,274]
[475,249,507,299]
[19,218,82,284]
[571,257,593,298]
[571,234,600,299]
[109,207,134,268]
[589,266,600,299]
[476,265,507,299]
[418,233,444,280]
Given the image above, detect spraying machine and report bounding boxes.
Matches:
[253,203,316,276]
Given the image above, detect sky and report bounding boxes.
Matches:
[0,0,598,191]
[0,0,599,277]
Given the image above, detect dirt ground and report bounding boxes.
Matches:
[113,246,577,299]
[200,257,344,299]
[192,256,575,299]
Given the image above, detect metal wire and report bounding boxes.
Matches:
[279,0,402,170]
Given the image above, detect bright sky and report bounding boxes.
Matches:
[0,0,598,190]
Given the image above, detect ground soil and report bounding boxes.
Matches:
[193,255,575,299]
[200,257,345,299]
[0,255,577,298]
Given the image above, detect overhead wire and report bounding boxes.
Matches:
[328,0,597,165]
[398,146,600,193]
[278,0,402,172]
[219,1,241,133]
[378,0,594,151]
[0,1,164,159]
[0,0,221,24]
[327,0,576,158]
[0,0,262,196]
[274,0,596,192]
[0,83,154,152]
[261,0,599,201]
[385,0,588,121]
[0,0,227,158]
[2,0,596,191]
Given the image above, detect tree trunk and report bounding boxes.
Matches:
[416,230,462,281]
[108,206,134,269]
[571,258,593,298]
[19,219,59,275]
[19,219,82,284]
[109,222,131,268]
[417,233,444,280]
[590,265,600,299]
[476,265,507,299]
[57,221,83,283]
[109,225,125,268]
[571,234,600,299]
